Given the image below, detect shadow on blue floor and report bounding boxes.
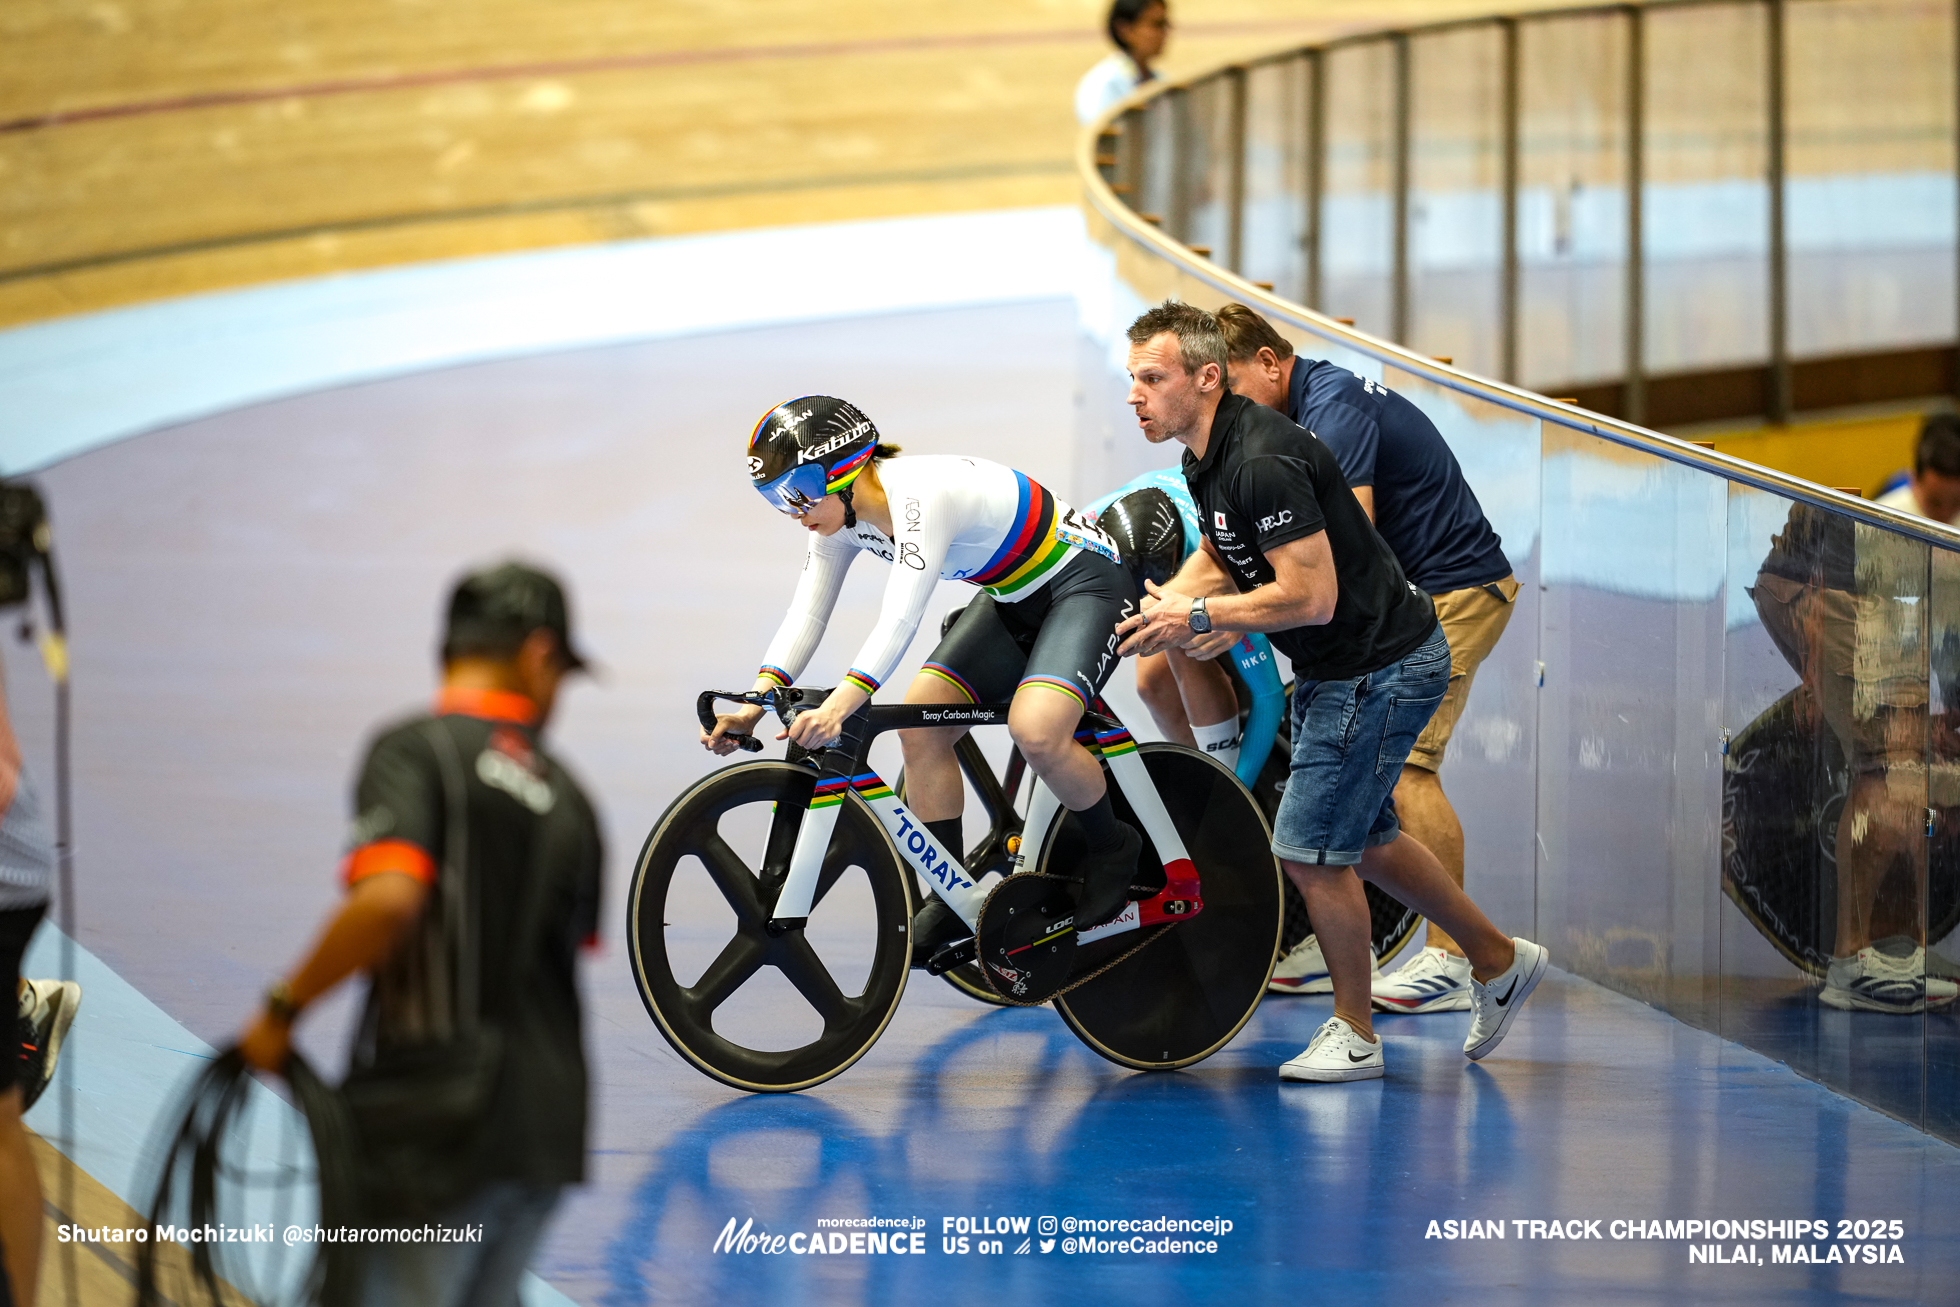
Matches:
[582,971,1960,1307]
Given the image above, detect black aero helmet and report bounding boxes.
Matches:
[748,396,880,516]
[1098,487,1185,588]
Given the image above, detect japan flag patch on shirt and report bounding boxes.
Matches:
[1214,511,1228,530]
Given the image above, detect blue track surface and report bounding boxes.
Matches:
[564,967,1960,1306]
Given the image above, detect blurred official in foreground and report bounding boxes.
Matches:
[240,562,602,1307]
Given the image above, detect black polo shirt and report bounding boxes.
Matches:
[1183,392,1437,681]
[344,687,603,1188]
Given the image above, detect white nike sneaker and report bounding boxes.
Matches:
[1372,945,1472,1013]
[1267,935,1380,995]
[1821,947,1959,1014]
[18,977,82,1112]
[1463,937,1548,1061]
[1280,1016,1385,1082]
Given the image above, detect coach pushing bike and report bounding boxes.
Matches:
[1113,302,1546,1081]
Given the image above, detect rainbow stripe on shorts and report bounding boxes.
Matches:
[921,661,978,703]
[1018,674,1088,709]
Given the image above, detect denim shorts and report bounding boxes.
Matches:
[1272,624,1449,867]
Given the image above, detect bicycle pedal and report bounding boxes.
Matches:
[976,874,1077,1005]
[926,937,977,975]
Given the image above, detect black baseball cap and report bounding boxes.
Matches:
[441,561,592,671]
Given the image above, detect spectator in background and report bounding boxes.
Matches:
[1075,0,1169,125]
[1217,304,1519,1014]
[1875,413,1960,525]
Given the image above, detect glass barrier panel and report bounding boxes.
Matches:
[1929,541,1960,1143]
[1722,485,1929,1130]
[1321,38,1397,338]
[1180,76,1233,255]
[1115,107,1148,203]
[1536,424,1726,1018]
[1408,24,1505,378]
[1643,2,1770,375]
[1242,56,1313,302]
[1384,368,1545,940]
[1786,0,1957,360]
[1517,12,1631,392]
[1136,92,1180,233]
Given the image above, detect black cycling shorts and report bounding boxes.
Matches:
[2,902,44,1093]
[920,550,1138,711]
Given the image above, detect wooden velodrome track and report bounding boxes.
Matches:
[0,0,1605,332]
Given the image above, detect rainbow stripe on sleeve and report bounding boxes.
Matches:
[967,472,1075,599]
[844,668,881,696]
[757,665,792,689]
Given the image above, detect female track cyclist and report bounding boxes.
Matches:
[701,397,1144,962]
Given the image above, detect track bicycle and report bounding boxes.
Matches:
[903,609,1420,1008]
[626,686,1284,1093]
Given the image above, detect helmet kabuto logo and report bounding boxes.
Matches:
[747,455,763,479]
[796,421,873,464]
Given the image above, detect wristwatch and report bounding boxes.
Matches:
[1187,598,1212,635]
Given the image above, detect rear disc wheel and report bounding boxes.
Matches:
[1042,744,1282,1070]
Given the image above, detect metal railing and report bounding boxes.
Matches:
[1099,0,1957,429]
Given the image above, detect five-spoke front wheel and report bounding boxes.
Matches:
[627,761,913,1093]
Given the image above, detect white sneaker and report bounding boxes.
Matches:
[1279,1017,1385,1082]
[18,978,82,1111]
[1821,947,1959,1014]
[1371,946,1472,1013]
[1267,935,1380,995]
[1463,937,1548,1061]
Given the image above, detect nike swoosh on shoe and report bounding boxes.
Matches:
[1493,978,1519,1007]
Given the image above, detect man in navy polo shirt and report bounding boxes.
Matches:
[1219,303,1519,1018]
[1115,300,1546,1082]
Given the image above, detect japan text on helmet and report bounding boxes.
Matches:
[1098,487,1185,588]
[748,396,880,514]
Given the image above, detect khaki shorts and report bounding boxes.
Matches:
[1752,572,1927,770]
[1404,576,1519,773]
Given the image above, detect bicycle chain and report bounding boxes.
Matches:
[981,872,1177,1008]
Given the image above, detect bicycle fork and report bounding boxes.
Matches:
[767,716,992,934]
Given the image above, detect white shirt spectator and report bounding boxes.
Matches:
[1075,52,1146,125]
[1876,482,1960,525]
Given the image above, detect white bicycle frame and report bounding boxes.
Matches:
[768,720,1199,945]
